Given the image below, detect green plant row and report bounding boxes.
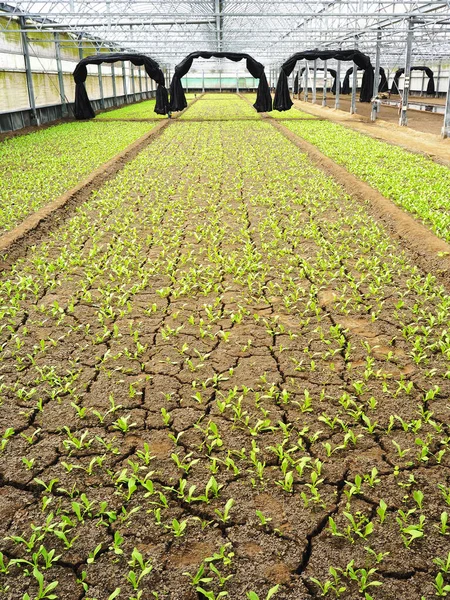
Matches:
[243,93,317,119]
[277,118,450,243]
[96,94,197,120]
[0,120,155,233]
[180,93,261,120]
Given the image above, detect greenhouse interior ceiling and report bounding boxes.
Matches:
[1,0,450,69]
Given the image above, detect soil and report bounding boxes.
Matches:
[1,93,450,600]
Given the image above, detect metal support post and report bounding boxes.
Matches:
[322,60,327,107]
[436,61,441,98]
[186,75,189,93]
[122,61,128,103]
[219,71,222,92]
[370,30,381,122]
[145,67,149,97]
[138,66,143,98]
[20,17,39,125]
[400,18,414,126]
[312,60,317,103]
[420,70,425,96]
[111,63,118,106]
[350,37,358,114]
[130,64,136,101]
[335,60,341,109]
[54,32,67,117]
[202,70,205,92]
[441,74,450,138]
[304,61,309,102]
[96,45,105,110]
[236,72,239,93]
[78,34,83,59]
[292,70,295,97]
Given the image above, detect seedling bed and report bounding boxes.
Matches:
[1,95,450,600]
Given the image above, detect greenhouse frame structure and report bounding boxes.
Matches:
[1,0,450,135]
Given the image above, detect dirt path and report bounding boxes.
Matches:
[292,97,450,165]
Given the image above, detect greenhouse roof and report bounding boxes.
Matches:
[1,0,450,69]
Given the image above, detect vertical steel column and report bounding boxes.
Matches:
[304,61,309,102]
[20,17,39,125]
[96,45,105,110]
[186,75,189,94]
[236,71,239,93]
[219,71,222,92]
[312,59,317,103]
[441,74,450,138]
[350,37,358,114]
[145,68,149,98]
[371,30,382,122]
[436,61,441,98]
[202,70,205,92]
[335,60,341,109]
[122,61,128,103]
[138,66,143,99]
[400,18,414,126]
[420,70,425,96]
[54,32,67,117]
[322,60,327,107]
[78,34,83,59]
[130,64,136,101]
[292,70,295,97]
[111,63,118,106]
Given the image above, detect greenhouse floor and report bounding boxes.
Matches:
[1,93,450,600]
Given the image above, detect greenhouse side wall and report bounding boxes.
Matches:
[0,15,158,133]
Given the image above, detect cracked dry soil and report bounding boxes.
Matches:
[1,95,450,600]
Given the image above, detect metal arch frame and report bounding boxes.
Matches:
[1,0,450,69]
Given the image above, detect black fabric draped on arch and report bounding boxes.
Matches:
[73,53,169,119]
[378,67,389,93]
[341,66,388,94]
[273,49,374,111]
[296,67,337,94]
[169,51,272,112]
[390,67,435,95]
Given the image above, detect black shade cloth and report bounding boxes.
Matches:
[273,49,374,110]
[169,51,272,112]
[73,52,169,119]
[297,67,337,94]
[390,67,435,95]
[342,66,388,95]
[379,67,389,93]
[293,72,299,94]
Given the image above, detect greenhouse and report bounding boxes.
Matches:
[1,1,450,599]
